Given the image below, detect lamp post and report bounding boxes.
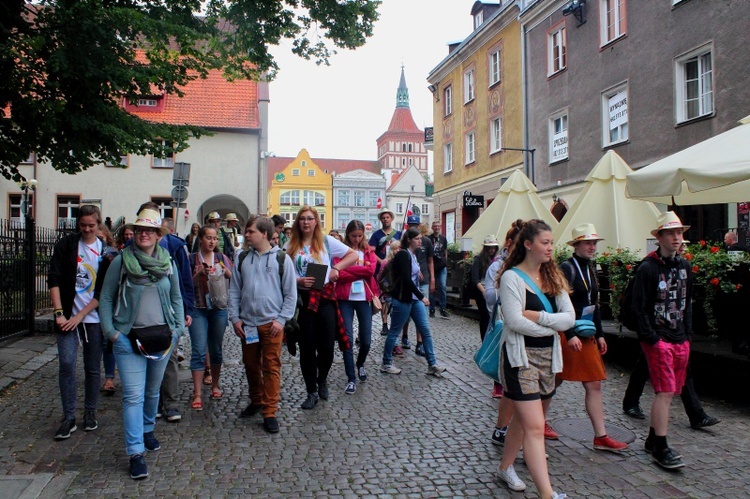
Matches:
[501,147,536,183]
[17,178,38,335]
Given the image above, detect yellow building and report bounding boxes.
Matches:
[267,149,333,229]
[427,2,524,243]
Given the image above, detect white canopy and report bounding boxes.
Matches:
[553,151,660,255]
[626,115,750,205]
[462,169,558,254]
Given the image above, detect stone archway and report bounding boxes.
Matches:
[199,194,251,228]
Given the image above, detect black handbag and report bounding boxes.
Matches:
[129,324,173,358]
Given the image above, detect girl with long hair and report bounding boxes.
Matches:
[287,206,358,410]
[471,236,500,341]
[496,220,574,499]
[334,220,378,394]
[185,222,201,253]
[378,240,401,336]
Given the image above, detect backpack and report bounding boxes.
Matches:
[237,248,286,281]
[378,258,396,296]
[618,261,642,332]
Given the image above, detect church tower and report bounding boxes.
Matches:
[376,66,428,185]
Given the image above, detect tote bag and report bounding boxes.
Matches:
[474,305,503,382]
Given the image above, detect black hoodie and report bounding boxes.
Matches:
[633,250,692,345]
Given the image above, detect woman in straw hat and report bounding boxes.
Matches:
[99,209,186,480]
[557,223,628,453]
[470,235,500,341]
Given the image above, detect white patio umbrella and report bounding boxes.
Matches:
[462,169,558,254]
[553,151,660,255]
[626,115,750,205]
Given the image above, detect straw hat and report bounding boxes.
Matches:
[567,223,605,246]
[124,209,168,236]
[377,207,395,221]
[482,234,500,247]
[651,212,690,237]
[225,213,238,221]
[207,211,221,220]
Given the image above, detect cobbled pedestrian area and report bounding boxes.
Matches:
[0,313,748,497]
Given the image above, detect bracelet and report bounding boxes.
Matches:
[332,267,340,272]
[53,308,63,314]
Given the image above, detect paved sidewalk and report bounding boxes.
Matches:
[0,314,747,497]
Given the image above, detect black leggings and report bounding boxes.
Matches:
[475,291,489,341]
[297,292,337,395]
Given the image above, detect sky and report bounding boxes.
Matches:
[267,0,474,170]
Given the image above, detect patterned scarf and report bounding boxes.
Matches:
[121,244,171,285]
[307,282,350,352]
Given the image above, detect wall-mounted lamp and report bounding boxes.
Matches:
[562,0,586,27]
[552,193,559,203]
[260,151,276,159]
[427,84,439,102]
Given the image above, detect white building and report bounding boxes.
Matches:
[332,169,387,236]
[386,165,434,232]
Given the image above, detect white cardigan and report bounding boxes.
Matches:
[498,270,576,373]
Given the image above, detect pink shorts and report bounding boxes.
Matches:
[641,340,690,394]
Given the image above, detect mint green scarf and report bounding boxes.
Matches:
[122,244,171,284]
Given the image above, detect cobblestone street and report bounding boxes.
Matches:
[0,313,748,497]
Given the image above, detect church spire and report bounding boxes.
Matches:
[396,65,409,109]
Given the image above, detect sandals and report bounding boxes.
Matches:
[191,397,203,411]
[210,388,223,400]
[203,368,212,386]
[100,380,116,395]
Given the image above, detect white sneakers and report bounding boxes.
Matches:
[380,364,402,375]
[497,464,526,491]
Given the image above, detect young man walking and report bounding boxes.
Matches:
[632,212,692,469]
[428,220,449,319]
[229,216,297,433]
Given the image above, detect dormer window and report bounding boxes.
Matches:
[474,11,483,29]
[138,99,158,107]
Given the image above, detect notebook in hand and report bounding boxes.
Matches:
[306,263,328,290]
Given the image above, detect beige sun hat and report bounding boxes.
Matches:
[207,211,221,220]
[567,223,605,246]
[124,209,168,236]
[651,211,690,237]
[483,234,500,247]
[377,207,395,221]
[225,213,238,221]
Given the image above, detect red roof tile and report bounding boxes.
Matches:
[267,156,381,188]
[385,108,422,134]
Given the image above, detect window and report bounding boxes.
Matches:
[443,143,453,174]
[354,191,365,207]
[303,190,324,207]
[282,213,293,223]
[319,213,325,229]
[489,50,501,86]
[369,213,380,229]
[337,212,350,229]
[338,190,350,206]
[301,160,307,166]
[138,99,158,107]
[490,118,502,154]
[291,169,300,176]
[474,10,483,29]
[151,197,174,219]
[444,86,452,116]
[152,139,174,168]
[106,154,128,167]
[280,191,291,206]
[600,0,626,46]
[465,132,476,165]
[464,69,475,103]
[57,195,80,228]
[602,84,629,146]
[369,191,379,207]
[408,143,413,152]
[549,112,569,163]
[9,193,34,222]
[395,202,404,215]
[353,212,366,223]
[307,169,315,176]
[291,190,300,206]
[421,203,430,215]
[548,25,567,75]
[676,47,714,123]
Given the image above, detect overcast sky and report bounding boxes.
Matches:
[267,0,474,170]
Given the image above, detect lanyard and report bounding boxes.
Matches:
[571,257,592,305]
[199,251,215,268]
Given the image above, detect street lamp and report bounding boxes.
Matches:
[501,147,536,183]
[16,177,38,336]
[17,178,38,223]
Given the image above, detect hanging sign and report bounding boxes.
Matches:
[463,191,484,208]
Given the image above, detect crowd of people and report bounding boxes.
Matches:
[49,202,726,495]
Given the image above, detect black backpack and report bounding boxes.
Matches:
[618,261,642,332]
[378,259,396,296]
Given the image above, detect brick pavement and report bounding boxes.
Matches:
[0,314,748,497]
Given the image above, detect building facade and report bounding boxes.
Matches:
[332,169,387,235]
[386,165,434,232]
[427,1,524,243]
[1,70,267,235]
[520,0,750,239]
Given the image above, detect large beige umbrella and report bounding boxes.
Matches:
[553,151,660,254]
[626,115,750,205]
[462,169,558,254]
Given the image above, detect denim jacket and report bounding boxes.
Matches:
[98,254,186,341]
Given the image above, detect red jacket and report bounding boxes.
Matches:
[333,248,379,301]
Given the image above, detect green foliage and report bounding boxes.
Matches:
[0,0,381,180]
[447,241,462,254]
[553,245,572,265]
[595,247,641,320]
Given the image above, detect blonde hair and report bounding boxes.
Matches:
[386,240,401,261]
[286,206,325,262]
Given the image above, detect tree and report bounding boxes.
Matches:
[0,0,380,180]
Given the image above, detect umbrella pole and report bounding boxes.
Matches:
[612,180,621,249]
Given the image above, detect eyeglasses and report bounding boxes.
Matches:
[134,228,158,235]
[298,217,316,222]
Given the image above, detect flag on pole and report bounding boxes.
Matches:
[402,195,412,229]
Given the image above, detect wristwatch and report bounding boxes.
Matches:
[54,309,64,318]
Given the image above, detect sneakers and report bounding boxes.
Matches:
[129,453,148,480]
[593,435,629,453]
[318,381,329,400]
[491,426,507,446]
[54,418,77,440]
[380,364,402,375]
[143,431,160,452]
[644,438,682,459]
[440,309,450,319]
[427,364,446,377]
[381,324,389,336]
[552,492,568,499]
[240,403,263,418]
[357,366,368,382]
[623,405,646,419]
[176,348,186,362]
[401,338,411,349]
[497,464,526,491]
[300,393,319,410]
[429,310,435,318]
[414,343,425,357]
[690,415,721,429]
[492,383,504,399]
[653,446,685,469]
[344,382,356,394]
[165,408,181,422]
[392,345,404,356]
[263,417,280,433]
[544,422,559,440]
[83,410,98,431]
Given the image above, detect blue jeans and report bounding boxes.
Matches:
[384,298,437,366]
[339,300,373,383]
[57,323,103,420]
[188,307,227,371]
[102,337,116,379]
[113,331,174,456]
[430,267,447,312]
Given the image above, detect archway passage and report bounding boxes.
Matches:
[197,194,251,228]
